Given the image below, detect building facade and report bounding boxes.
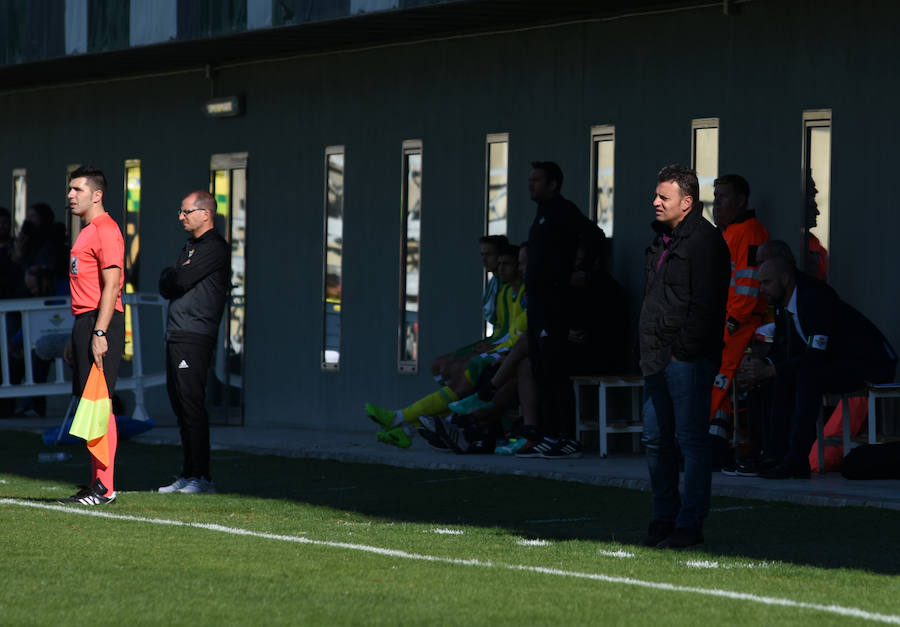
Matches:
[1,0,897,430]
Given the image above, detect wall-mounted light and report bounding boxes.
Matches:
[205,96,244,118]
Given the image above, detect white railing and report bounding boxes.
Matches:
[0,293,167,421]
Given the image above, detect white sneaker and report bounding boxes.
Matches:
[158,477,190,493]
[177,477,216,494]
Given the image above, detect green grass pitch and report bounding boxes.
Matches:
[2,430,899,626]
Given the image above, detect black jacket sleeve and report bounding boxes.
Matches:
[159,234,229,301]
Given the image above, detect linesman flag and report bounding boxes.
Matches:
[68,364,113,467]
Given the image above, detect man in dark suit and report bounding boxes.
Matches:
[740,255,896,478]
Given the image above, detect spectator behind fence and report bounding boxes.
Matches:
[638,164,730,550]
[0,206,23,299]
[12,202,66,277]
[737,254,897,479]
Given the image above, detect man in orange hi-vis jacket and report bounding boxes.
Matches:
[708,174,769,465]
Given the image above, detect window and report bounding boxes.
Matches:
[123,159,141,361]
[589,125,615,237]
[210,151,248,424]
[12,169,26,235]
[398,140,422,374]
[802,110,832,281]
[691,118,719,224]
[483,133,508,336]
[322,146,344,370]
[484,133,508,236]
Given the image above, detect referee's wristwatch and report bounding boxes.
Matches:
[92,329,107,337]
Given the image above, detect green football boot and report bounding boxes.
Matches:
[365,402,397,430]
[377,426,412,448]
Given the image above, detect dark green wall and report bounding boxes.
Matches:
[2,0,899,429]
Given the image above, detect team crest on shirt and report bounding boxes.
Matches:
[182,248,195,265]
[714,373,729,389]
[70,256,78,275]
[810,334,828,350]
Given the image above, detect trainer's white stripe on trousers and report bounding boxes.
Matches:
[2,499,897,625]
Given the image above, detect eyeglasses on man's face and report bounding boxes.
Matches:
[178,207,203,217]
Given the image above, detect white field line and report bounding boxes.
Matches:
[517,538,552,546]
[2,498,899,625]
[599,549,634,558]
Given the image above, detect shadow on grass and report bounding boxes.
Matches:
[2,429,899,575]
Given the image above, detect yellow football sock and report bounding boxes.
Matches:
[401,386,458,423]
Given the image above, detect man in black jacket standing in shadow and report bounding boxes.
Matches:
[638,164,730,549]
[158,190,229,495]
[518,161,605,460]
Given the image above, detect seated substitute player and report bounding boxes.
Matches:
[366,243,526,447]
[430,234,508,383]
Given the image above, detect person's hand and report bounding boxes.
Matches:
[736,356,774,388]
[63,339,73,366]
[90,334,107,369]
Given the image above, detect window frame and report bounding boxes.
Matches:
[483,132,509,237]
[588,124,615,236]
[801,108,832,269]
[11,168,26,236]
[398,139,423,375]
[690,117,720,224]
[321,145,345,371]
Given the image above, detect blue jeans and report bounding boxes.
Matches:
[642,358,716,529]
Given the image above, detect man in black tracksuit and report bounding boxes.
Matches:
[157,190,229,494]
[519,161,605,459]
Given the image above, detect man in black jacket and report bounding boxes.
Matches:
[519,161,605,459]
[638,164,730,549]
[157,191,229,495]
[740,254,896,478]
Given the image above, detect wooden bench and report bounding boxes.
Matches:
[571,375,644,457]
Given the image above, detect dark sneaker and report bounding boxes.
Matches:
[720,461,739,476]
[58,478,116,506]
[540,438,583,459]
[734,457,776,477]
[760,462,811,479]
[417,426,451,451]
[515,437,554,458]
[640,520,675,547]
[433,416,473,453]
[656,525,704,549]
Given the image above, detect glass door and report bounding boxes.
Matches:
[209,152,248,425]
